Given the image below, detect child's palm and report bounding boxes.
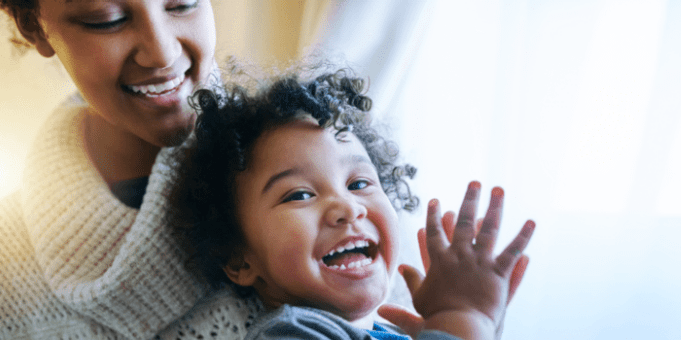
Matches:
[405,183,535,339]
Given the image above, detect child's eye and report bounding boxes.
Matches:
[348,180,369,191]
[283,191,314,203]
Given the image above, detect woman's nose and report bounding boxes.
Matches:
[133,15,182,69]
[324,194,368,227]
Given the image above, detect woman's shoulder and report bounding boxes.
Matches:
[155,288,264,340]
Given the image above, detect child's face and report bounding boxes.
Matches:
[232,118,399,325]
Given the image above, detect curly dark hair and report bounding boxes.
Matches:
[170,68,418,292]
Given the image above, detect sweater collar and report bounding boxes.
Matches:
[20,96,205,338]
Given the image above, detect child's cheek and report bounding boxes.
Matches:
[383,208,401,274]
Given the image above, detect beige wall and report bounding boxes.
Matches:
[0,1,332,197]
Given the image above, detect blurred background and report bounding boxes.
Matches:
[2,1,680,339]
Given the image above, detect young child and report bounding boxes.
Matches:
[171,68,535,340]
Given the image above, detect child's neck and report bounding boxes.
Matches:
[347,311,377,330]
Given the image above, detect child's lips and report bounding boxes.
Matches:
[318,252,388,285]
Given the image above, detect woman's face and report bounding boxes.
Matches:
[33,0,217,147]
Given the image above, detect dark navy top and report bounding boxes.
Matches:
[110,177,149,208]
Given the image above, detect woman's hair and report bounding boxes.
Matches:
[170,67,418,292]
[1,0,39,50]
[0,0,36,17]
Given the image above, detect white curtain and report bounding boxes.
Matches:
[313,1,681,339]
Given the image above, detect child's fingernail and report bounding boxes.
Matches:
[522,220,536,237]
[428,199,439,211]
[469,181,481,190]
[489,187,505,208]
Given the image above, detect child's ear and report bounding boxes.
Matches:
[15,9,55,57]
[222,252,260,287]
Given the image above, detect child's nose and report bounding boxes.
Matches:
[324,194,368,227]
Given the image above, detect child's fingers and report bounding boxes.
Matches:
[417,228,430,271]
[496,220,535,276]
[473,187,504,255]
[451,181,481,247]
[442,211,456,242]
[419,210,455,272]
[425,199,448,258]
[377,304,423,339]
[507,255,530,305]
[399,264,425,297]
[475,218,484,235]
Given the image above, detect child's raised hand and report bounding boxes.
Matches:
[402,182,535,340]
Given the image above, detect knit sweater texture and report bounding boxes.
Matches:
[0,97,261,339]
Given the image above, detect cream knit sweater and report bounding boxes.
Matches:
[0,97,261,339]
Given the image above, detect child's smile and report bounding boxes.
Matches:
[321,237,377,271]
[227,117,400,328]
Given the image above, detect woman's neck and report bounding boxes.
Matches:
[83,113,161,186]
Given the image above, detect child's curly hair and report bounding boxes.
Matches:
[170,68,418,291]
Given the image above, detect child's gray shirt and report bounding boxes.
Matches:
[244,304,463,340]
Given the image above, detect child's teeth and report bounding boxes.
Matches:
[330,258,373,270]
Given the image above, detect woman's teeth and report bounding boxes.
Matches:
[127,75,184,96]
[328,258,373,271]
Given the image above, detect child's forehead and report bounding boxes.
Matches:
[250,119,370,169]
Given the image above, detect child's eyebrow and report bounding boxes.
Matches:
[260,155,373,195]
[262,168,301,195]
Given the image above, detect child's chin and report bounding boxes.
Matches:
[332,294,385,322]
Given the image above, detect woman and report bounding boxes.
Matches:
[0,1,259,339]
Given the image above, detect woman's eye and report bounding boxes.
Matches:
[283,191,314,203]
[82,17,127,30]
[348,180,369,191]
[168,0,199,13]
